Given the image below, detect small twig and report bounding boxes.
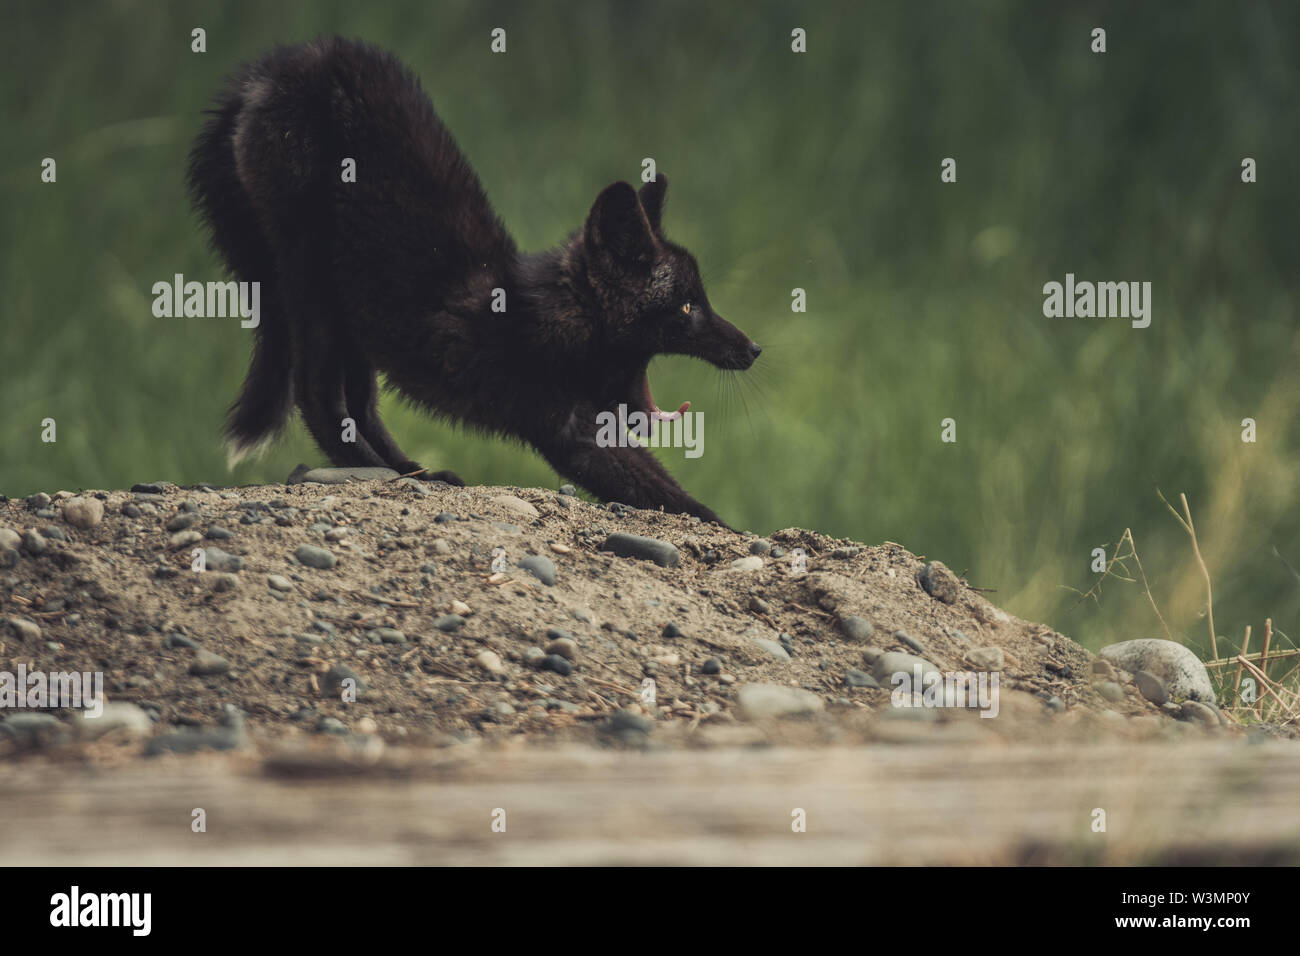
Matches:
[1234,625,1251,706]
[1158,490,1216,657]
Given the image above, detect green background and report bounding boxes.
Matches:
[4,0,1298,658]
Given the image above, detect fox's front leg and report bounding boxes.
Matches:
[542,435,729,529]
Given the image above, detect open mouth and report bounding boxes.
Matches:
[639,367,690,422]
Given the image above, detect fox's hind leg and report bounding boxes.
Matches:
[343,357,465,485]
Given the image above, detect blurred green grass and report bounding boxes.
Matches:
[3,0,1298,654]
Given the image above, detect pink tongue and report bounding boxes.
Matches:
[642,370,689,422]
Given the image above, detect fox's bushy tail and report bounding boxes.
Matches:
[186,78,294,466]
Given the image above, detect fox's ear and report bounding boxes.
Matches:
[638,174,668,232]
[585,181,655,266]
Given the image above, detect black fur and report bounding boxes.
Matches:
[187,37,760,526]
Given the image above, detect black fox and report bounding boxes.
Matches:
[187,37,759,527]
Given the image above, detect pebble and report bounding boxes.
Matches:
[165,633,200,649]
[450,600,472,616]
[166,512,199,532]
[189,650,232,676]
[918,561,963,604]
[602,532,680,568]
[476,650,506,675]
[701,658,722,675]
[895,630,926,653]
[294,545,337,570]
[322,663,365,695]
[168,530,203,550]
[78,702,152,740]
[434,614,466,632]
[540,654,573,676]
[61,497,103,528]
[204,547,244,573]
[839,616,874,641]
[517,554,557,586]
[546,636,578,660]
[0,528,19,551]
[267,574,294,592]
[21,530,48,555]
[1096,681,1126,703]
[493,495,540,519]
[145,726,245,755]
[6,617,41,641]
[0,713,68,749]
[730,556,764,571]
[966,646,1004,670]
[749,540,771,556]
[735,684,825,721]
[751,638,791,661]
[1132,670,1169,705]
[1179,700,1220,727]
[523,646,546,668]
[872,651,940,685]
[206,526,234,540]
[370,627,407,644]
[845,669,880,688]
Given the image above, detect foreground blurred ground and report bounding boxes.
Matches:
[6,741,1300,865]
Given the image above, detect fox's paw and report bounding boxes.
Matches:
[393,461,464,487]
[425,469,465,487]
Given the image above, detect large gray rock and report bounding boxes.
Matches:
[871,651,940,687]
[1099,639,1215,704]
[736,684,824,720]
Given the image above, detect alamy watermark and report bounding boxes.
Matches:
[887,664,1000,718]
[1043,273,1151,329]
[595,404,703,458]
[0,665,104,717]
[152,273,260,328]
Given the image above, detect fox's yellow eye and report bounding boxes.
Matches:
[681,303,692,315]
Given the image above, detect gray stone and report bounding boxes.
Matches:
[189,650,232,676]
[895,630,926,653]
[6,617,41,641]
[872,651,940,686]
[518,554,556,586]
[839,616,874,641]
[1179,700,1221,727]
[1132,670,1169,705]
[602,532,680,568]
[918,561,963,604]
[845,669,880,688]
[730,555,764,571]
[294,545,337,570]
[546,636,578,660]
[751,638,791,661]
[203,546,244,573]
[267,574,294,592]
